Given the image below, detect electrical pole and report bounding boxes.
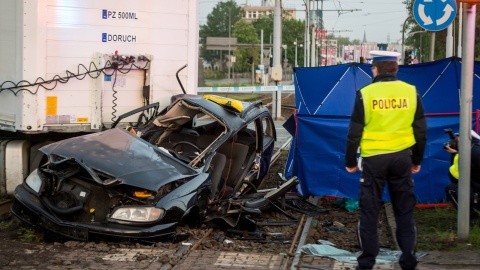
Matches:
[458,1,476,240]
[304,0,310,67]
[271,0,282,119]
[319,0,324,66]
[271,0,282,82]
[307,0,360,67]
[228,8,231,85]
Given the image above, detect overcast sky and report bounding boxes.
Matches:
[199,0,409,44]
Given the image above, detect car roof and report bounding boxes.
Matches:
[165,94,271,132]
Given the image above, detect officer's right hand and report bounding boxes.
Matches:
[411,164,421,174]
[345,166,359,173]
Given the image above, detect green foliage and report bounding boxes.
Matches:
[232,20,260,72]
[470,225,480,247]
[17,226,40,241]
[0,219,15,231]
[203,69,226,80]
[199,0,243,64]
[252,15,306,67]
[403,0,480,61]
[283,18,306,67]
[201,2,378,69]
[415,206,480,251]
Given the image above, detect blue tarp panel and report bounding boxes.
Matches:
[285,57,480,203]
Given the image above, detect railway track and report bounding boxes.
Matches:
[0,123,303,270]
[0,198,12,216]
[171,139,307,270]
[282,104,296,111]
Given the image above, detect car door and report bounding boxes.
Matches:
[256,114,276,181]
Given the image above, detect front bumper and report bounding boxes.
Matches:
[12,184,177,242]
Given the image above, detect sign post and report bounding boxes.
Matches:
[457,1,479,240]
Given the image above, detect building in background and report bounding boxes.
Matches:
[341,43,403,64]
[242,1,296,22]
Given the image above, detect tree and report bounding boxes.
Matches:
[232,20,260,72]
[199,0,243,68]
[252,15,305,67]
[252,14,274,66]
[402,0,480,61]
[283,18,305,67]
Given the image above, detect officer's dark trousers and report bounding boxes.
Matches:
[357,149,417,269]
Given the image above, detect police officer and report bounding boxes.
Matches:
[445,130,480,222]
[345,50,427,270]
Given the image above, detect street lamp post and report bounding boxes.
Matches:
[228,8,231,84]
[294,42,303,67]
[294,39,298,67]
[401,15,413,65]
[299,43,303,66]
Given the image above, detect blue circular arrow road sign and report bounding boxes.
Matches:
[413,0,457,31]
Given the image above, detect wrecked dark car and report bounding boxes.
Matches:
[11,94,301,243]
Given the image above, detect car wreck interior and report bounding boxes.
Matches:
[136,99,260,201]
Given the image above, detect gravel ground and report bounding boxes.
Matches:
[0,100,393,266]
[0,150,394,268]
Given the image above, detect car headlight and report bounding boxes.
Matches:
[25,169,43,193]
[110,206,164,222]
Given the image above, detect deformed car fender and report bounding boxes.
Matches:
[155,173,210,223]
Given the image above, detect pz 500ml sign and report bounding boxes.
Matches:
[102,9,138,20]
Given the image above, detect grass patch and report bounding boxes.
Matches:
[1,215,41,242]
[17,226,41,242]
[0,219,15,231]
[203,69,226,80]
[415,206,480,251]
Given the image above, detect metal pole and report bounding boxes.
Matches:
[458,2,476,240]
[251,61,254,85]
[273,0,282,69]
[458,4,463,56]
[420,33,423,63]
[325,37,328,66]
[294,38,298,67]
[260,29,263,66]
[228,8,231,85]
[311,0,317,66]
[272,0,282,119]
[319,0,324,66]
[429,32,435,61]
[446,24,454,57]
[401,15,412,65]
[311,26,316,66]
[260,29,266,86]
[305,0,310,67]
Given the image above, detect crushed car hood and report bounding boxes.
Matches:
[39,128,199,190]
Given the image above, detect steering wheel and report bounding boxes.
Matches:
[170,141,202,163]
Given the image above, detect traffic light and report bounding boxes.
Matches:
[247,56,253,64]
[359,56,365,64]
[404,50,412,65]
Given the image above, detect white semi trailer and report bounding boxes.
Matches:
[0,0,199,196]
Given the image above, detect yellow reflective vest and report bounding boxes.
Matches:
[449,154,459,180]
[360,81,417,157]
